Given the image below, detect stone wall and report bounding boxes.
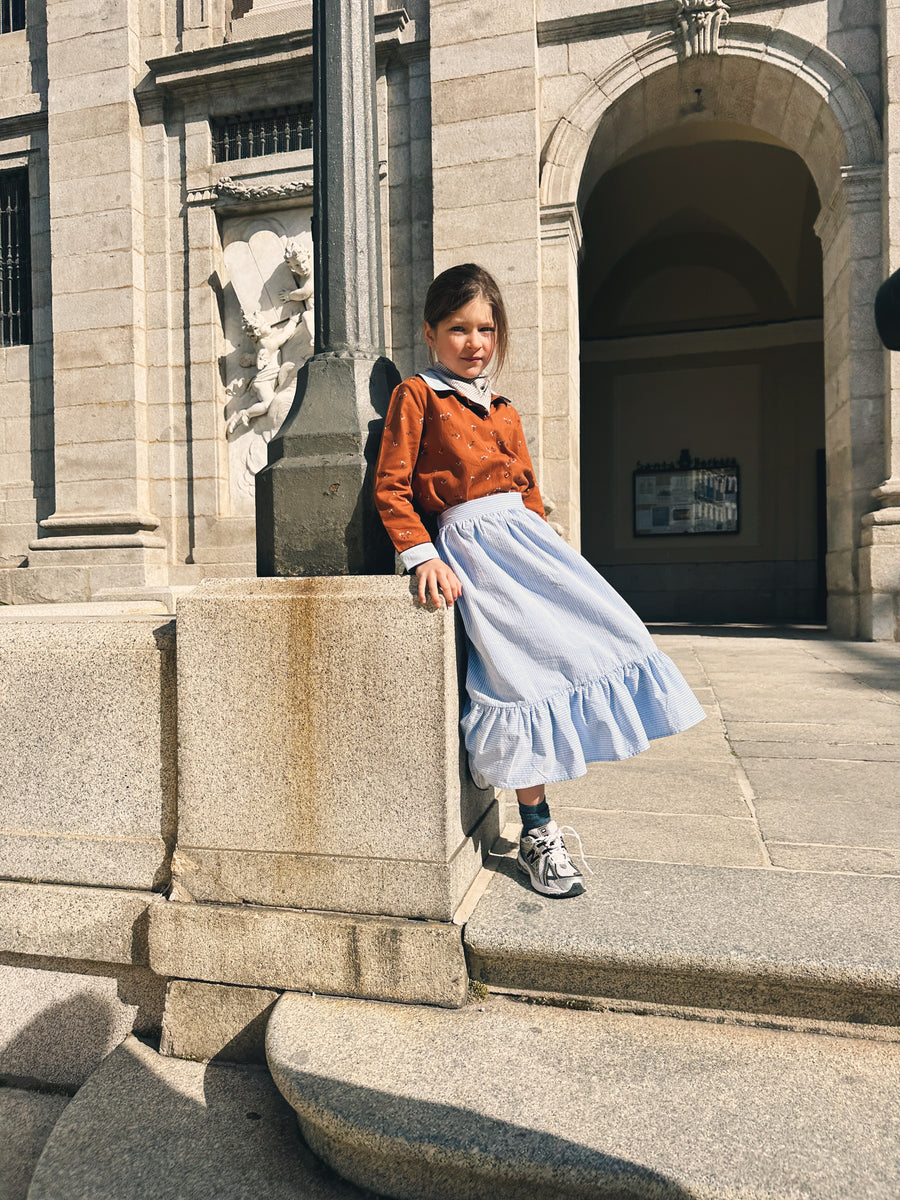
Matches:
[0,587,496,1085]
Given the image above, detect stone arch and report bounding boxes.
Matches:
[538,25,885,636]
[540,24,882,211]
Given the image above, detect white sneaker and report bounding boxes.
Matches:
[517,820,587,898]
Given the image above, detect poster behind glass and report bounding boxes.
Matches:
[633,465,739,536]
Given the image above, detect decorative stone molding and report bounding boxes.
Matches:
[187,177,314,209]
[216,176,314,202]
[539,203,584,260]
[675,0,730,56]
[536,0,805,44]
[814,164,882,253]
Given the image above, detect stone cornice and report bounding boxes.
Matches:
[814,164,882,250]
[0,103,47,140]
[537,0,809,44]
[137,8,414,107]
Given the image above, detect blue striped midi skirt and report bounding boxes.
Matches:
[436,492,706,790]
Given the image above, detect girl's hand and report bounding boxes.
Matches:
[415,558,463,608]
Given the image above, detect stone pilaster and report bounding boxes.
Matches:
[815,165,884,637]
[428,0,543,464]
[24,0,166,601]
[539,203,582,546]
[861,0,900,638]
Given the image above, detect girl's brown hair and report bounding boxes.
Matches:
[423,263,510,376]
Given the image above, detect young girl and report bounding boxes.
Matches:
[374,264,705,899]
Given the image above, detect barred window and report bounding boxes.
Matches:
[1,169,32,347]
[1,0,26,35]
[211,105,314,163]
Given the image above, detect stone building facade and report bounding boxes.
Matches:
[1,0,899,637]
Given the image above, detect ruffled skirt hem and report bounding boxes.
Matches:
[460,646,706,790]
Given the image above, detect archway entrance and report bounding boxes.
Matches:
[579,126,825,622]
[539,34,883,635]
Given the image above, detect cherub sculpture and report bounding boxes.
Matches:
[280,240,316,347]
[225,311,303,436]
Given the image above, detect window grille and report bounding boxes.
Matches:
[0,169,32,347]
[211,106,314,163]
[0,0,26,35]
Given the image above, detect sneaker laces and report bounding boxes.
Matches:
[537,823,595,877]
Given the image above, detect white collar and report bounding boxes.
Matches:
[418,367,492,411]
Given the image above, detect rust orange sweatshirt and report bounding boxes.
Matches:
[374,373,545,568]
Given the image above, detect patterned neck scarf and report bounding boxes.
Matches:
[429,360,493,411]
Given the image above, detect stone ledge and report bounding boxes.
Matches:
[148,898,469,1009]
[171,796,500,921]
[464,860,900,1024]
[0,882,162,966]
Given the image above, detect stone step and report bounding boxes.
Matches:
[266,991,900,1200]
[463,859,900,1024]
[26,1036,368,1200]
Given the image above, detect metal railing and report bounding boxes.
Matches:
[211,106,314,163]
[0,169,32,347]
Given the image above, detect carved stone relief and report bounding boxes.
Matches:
[675,0,730,57]
[220,211,315,506]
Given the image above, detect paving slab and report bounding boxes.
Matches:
[530,632,900,875]
[26,1036,370,1200]
[0,1089,68,1200]
[718,694,898,728]
[552,807,766,868]
[267,991,900,1200]
[768,842,900,875]
[552,758,748,816]
[464,858,900,1022]
[725,718,899,744]
[743,759,900,847]
[731,739,900,760]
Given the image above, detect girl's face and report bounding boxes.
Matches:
[424,296,496,378]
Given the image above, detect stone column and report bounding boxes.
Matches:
[255,0,396,577]
[25,0,166,601]
[428,0,545,486]
[860,0,900,639]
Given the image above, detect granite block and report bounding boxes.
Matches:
[160,980,280,1064]
[0,1089,69,1200]
[149,897,468,1009]
[26,1037,367,1200]
[0,881,161,965]
[176,578,493,920]
[465,859,900,1023]
[0,953,165,1090]
[0,615,175,891]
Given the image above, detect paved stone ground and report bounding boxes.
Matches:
[536,628,900,877]
[0,1088,69,1200]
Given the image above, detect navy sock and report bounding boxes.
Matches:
[519,798,551,834]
